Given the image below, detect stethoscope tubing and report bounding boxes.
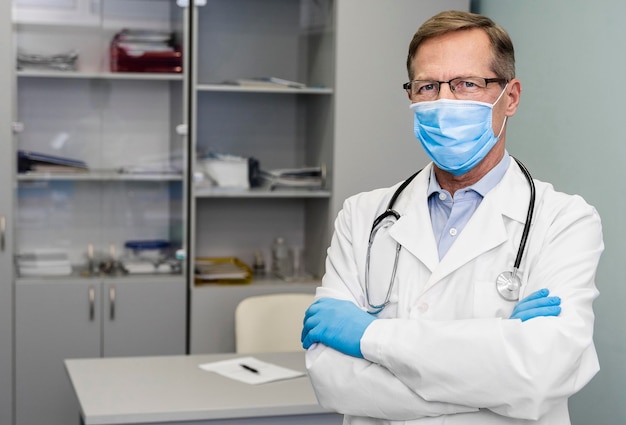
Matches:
[511,157,535,270]
[364,157,536,313]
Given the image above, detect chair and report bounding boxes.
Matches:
[235,293,315,353]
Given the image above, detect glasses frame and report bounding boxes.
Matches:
[402,77,508,98]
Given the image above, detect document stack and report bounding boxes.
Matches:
[18,150,88,174]
[223,77,306,89]
[194,257,253,284]
[17,250,72,277]
[261,165,325,190]
[17,49,78,71]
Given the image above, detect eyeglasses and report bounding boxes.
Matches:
[403,77,508,101]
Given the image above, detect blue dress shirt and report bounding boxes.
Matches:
[427,152,511,260]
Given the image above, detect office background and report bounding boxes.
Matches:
[0,1,623,424]
[474,1,626,424]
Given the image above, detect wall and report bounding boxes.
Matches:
[332,0,469,211]
[473,1,626,424]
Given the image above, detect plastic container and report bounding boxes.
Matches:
[271,237,291,279]
[124,240,171,264]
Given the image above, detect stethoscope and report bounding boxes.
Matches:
[364,157,536,314]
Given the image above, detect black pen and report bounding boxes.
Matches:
[240,363,259,374]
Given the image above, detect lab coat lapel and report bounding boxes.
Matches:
[426,161,531,288]
[429,192,507,284]
[388,165,439,272]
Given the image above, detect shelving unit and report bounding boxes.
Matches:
[187,0,334,352]
[11,1,189,424]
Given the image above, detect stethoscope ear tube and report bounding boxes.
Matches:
[370,210,400,235]
[511,157,535,270]
[384,170,421,213]
[365,169,422,314]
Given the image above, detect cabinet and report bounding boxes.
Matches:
[15,277,186,425]
[11,0,189,424]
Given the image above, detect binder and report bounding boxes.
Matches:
[18,150,88,173]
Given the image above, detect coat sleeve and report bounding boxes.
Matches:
[360,193,603,421]
[305,196,478,420]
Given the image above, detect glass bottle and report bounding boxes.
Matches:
[271,237,290,279]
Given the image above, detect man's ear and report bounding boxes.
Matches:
[505,78,522,117]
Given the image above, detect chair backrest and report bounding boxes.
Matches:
[235,293,315,353]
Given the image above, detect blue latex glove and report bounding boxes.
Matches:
[301,298,376,358]
[510,288,561,321]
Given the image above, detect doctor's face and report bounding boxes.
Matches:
[410,28,520,137]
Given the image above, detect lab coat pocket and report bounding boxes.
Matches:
[473,279,516,319]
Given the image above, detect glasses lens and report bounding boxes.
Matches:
[449,77,488,97]
[410,81,439,100]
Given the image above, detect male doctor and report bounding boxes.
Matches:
[301,10,604,425]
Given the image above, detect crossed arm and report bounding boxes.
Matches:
[301,289,561,358]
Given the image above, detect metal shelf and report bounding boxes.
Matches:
[194,185,330,199]
[196,83,333,94]
[17,70,183,81]
[17,170,184,182]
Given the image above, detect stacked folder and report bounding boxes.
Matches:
[18,150,88,174]
[17,250,72,276]
[260,165,325,190]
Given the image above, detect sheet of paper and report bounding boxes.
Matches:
[198,356,305,385]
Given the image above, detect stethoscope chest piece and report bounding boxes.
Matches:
[496,270,521,301]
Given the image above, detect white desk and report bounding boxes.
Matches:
[65,352,341,425]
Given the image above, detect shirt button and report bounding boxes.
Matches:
[418,303,429,313]
[438,193,447,201]
[449,228,457,236]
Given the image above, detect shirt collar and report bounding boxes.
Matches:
[427,151,511,198]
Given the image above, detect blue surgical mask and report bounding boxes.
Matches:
[410,86,507,176]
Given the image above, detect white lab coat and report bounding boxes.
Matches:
[306,161,603,425]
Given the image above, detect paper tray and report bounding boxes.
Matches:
[194,257,252,284]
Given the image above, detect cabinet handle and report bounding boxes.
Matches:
[88,286,95,321]
[11,122,24,133]
[176,124,188,136]
[109,285,116,321]
[0,216,5,252]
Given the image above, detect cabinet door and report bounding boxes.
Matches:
[190,282,315,353]
[13,0,188,278]
[102,277,186,357]
[15,281,101,425]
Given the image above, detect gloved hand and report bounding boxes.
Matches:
[510,288,561,322]
[301,298,376,358]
